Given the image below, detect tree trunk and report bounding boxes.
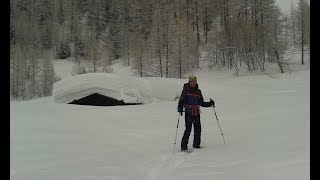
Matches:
[178,23,182,78]
[291,3,296,45]
[273,48,284,73]
[32,0,37,96]
[203,4,208,44]
[165,11,169,77]
[126,19,130,66]
[196,0,200,69]
[139,38,143,77]
[156,5,163,77]
[301,5,304,65]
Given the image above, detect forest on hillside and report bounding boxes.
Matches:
[10,0,310,100]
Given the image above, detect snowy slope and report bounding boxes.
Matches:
[11,59,310,180]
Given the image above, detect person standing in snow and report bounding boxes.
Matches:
[177,75,214,152]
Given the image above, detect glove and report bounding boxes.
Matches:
[210,99,215,107]
[177,107,184,116]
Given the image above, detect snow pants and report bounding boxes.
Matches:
[181,115,201,150]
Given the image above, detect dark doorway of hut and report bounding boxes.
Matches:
[69,93,142,106]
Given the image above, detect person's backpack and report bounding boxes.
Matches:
[182,83,201,116]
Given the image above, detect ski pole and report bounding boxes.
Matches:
[213,107,226,145]
[173,114,181,153]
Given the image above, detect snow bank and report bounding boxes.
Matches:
[52,73,153,104]
[52,71,188,104]
[52,59,190,104]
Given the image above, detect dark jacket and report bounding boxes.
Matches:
[178,83,212,116]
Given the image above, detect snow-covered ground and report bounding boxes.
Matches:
[11,59,310,180]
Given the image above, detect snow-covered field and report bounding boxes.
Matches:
[11,60,310,180]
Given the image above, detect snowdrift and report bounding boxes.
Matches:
[52,73,154,104]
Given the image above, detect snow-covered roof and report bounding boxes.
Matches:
[52,73,153,104]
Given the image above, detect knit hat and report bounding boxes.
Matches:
[188,75,197,81]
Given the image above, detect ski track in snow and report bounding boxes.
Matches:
[266,159,308,168]
[145,149,252,180]
[268,90,297,94]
